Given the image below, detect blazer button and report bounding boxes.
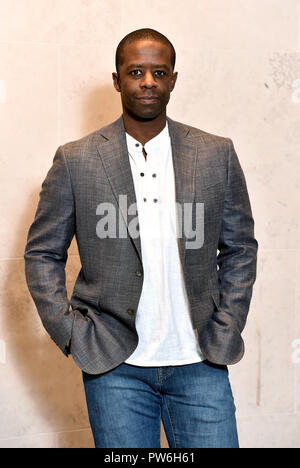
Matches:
[127,309,135,316]
[136,270,143,277]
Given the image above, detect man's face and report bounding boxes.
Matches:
[113,39,178,120]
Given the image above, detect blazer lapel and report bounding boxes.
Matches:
[167,117,197,260]
[96,115,197,264]
[95,116,142,261]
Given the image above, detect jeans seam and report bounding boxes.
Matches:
[157,368,161,391]
[162,394,177,448]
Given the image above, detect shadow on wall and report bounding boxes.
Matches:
[2,85,121,448]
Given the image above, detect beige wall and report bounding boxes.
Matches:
[0,0,300,448]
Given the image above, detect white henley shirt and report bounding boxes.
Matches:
[124,122,204,366]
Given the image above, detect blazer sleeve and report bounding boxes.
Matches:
[217,139,258,328]
[200,138,258,365]
[24,146,75,356]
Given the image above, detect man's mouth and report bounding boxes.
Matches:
[137,96,159,102]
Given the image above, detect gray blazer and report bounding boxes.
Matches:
[24,116,258,374]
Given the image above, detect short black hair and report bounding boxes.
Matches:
[115,28,176,73]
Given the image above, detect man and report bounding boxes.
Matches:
[24,28,258,448]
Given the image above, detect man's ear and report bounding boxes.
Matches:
[170,71,178,92]
[112,72,121,92]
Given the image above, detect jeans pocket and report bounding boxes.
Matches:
[203,359,228,371]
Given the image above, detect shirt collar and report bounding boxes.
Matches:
[126,122,170,155]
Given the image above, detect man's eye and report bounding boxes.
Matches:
[130,70,142,76]
[154,71,166,77]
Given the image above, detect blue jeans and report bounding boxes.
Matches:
[82,360,239,448]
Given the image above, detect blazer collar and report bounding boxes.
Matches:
[98,115,191,143]
[96,115,197,264]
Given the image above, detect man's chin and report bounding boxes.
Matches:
[127,107,165,122]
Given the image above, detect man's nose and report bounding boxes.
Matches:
[140,72,156,88]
